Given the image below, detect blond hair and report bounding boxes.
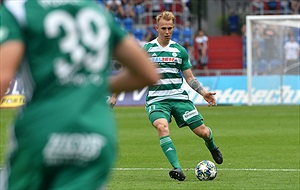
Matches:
[156,11,175,25]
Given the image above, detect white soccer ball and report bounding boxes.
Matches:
[195,160,217,181]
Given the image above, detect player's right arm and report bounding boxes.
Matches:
[0,42,24,99]
[0,6,24,99]
[182,68,217,107]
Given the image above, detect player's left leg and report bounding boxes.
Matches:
[172,100,223,164]
[190,123,223,164]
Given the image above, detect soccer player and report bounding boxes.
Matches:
[0,0,159,189]
[143,11,223,181]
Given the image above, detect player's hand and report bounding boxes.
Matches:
[202,92,217,107]
[106,96,117,109]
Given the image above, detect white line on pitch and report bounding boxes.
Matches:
[0,168,298,172]
[113,168,300,172]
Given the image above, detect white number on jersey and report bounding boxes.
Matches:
[44,8,110,83]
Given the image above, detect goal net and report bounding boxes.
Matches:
[246,15,300,105]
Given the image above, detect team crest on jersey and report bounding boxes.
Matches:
[152,53,157,57]
[182,109,198,121]
[172,52,178,57]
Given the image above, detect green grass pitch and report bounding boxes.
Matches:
[1,105,299,189]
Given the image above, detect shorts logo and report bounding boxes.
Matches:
[43,133,107,166]
[182,109,198,121]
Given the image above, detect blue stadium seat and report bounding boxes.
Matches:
[123,17,134,32]
[294,28,300,37]
[172,27,181,41]
[133,27,144,41]
[182,27,192,39]
[183,37,193,46]
[96,0,105,4]
[134,4,145,17]
[172,37,180,43]
[149,27,157,37]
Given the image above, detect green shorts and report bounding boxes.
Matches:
[145,99,204,129]
[1,124,117,189]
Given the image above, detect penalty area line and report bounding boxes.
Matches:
[113,168,300,172]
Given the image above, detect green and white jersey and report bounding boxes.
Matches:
[143,39,192,105]
[0,0,126,136]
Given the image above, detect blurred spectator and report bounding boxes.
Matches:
[252,25,263,69]
[284,35,300,66]
[134,0,145,23]
[241,24,247,68]
[280,0,291,14]
[145,0,162,20]
[135,0,143,5]
[228,9,240,36]
[139,28,157,47]
[122,0,136,19]
[183,39,196,70]
[194,30,209,75]
[290,0,300,13]
[163,0,174,11]
[182,0,192,12]
[252,0,265,15]
[263,26,279,68]
[106,0,125,18]
[182,0,192,23]
[144,28,156,42]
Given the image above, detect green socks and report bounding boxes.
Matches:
[160,136,181,169]
[159,128,216,169]
[204,127,217,150]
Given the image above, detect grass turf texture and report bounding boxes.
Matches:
[1,106,299,189]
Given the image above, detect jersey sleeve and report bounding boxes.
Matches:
[180,45,192,71]
[0,5,23,44]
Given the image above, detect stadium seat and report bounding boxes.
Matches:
[182,27,192,39]
[96,0,105,4]
[294,28,300,37]
[172,27,181,41]
[183,37,193,46]
[149,27,157,37]
[134,4,145,17]
[123,17,134,32]
[172,37,180,43]
[267,1,280,11]
[133,27,144,41]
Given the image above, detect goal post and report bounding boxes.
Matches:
[246,15,300,105]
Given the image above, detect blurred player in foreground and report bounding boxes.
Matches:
[0,0,159,189]
[143,11,223,181]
